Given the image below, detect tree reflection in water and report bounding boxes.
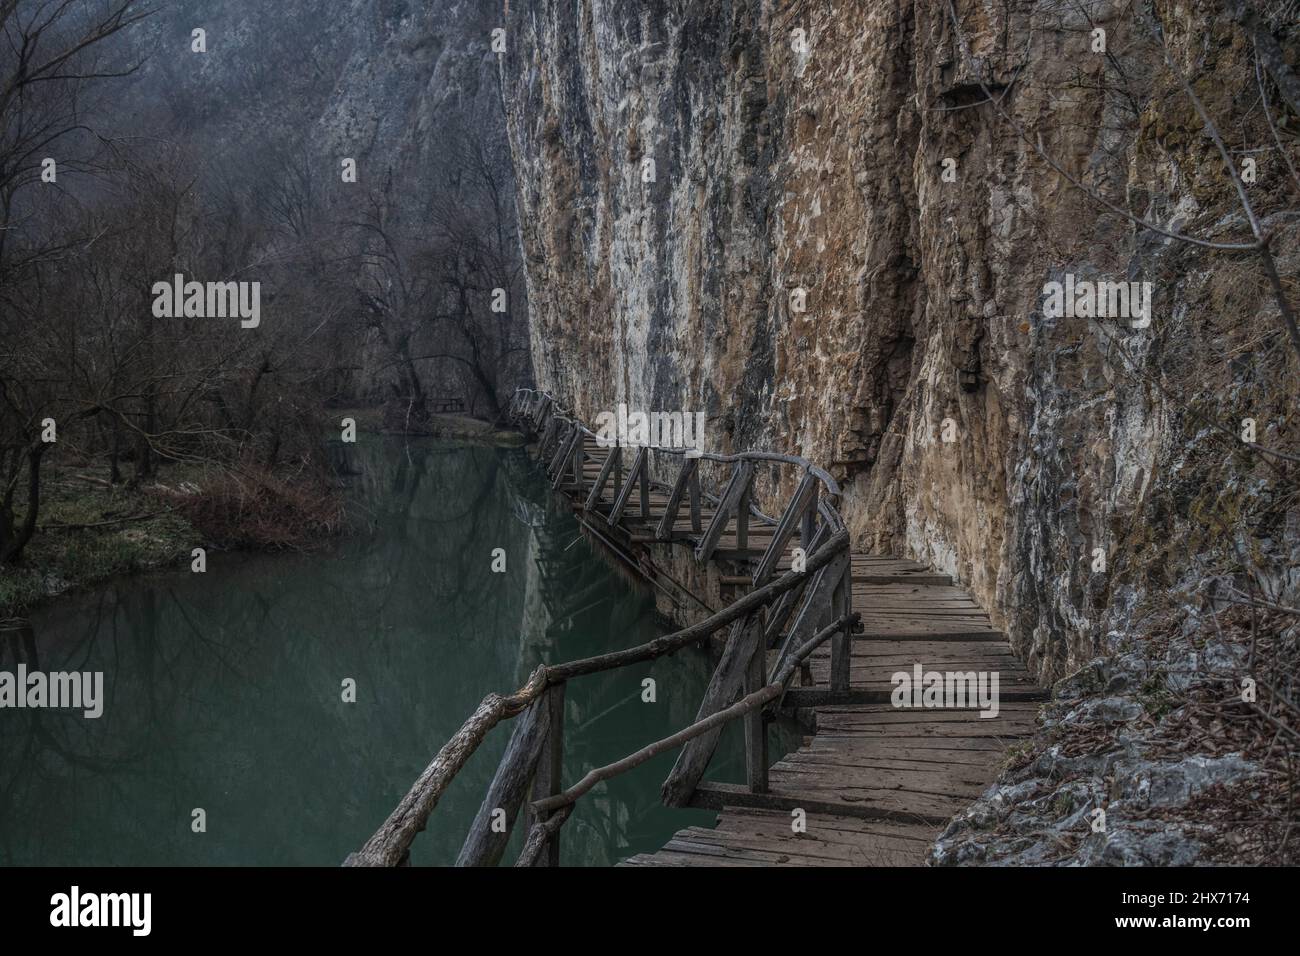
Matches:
[0,438,720,866]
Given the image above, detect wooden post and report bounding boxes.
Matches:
[743,619,768,794]
[613,442,624,499]
[551,426,580,490]
[549,422,574,478]
[829,561,852,693]
[661,610,764,807]
[688,464,702,532]
[526,683,566,867]
[801,491,817,553]
[539,416,558,458]
[571,437,583,489]
[656,457,697,540]
[585,445,620,513]
[736,479,750,555]
[638,451,651,519]
[454,695,551,867]
[608,445,647,526]
[752,473,818,587]
[768,549,849,684]
[695,461,754,564]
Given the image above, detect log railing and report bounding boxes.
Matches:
[344,388,859,867]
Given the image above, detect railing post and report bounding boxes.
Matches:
[526,683,566,867]
[695,461,754,564]
[638,450,651,519]
[613,441,624,498]
[736,478,750,555]
[743,619,768,794]
[829,560,852,693]
[688,464,702,532]
[656,457,697,541]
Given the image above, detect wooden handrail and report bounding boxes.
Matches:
[344,529,851,867]
[519,612,860,866]
[511,387,843,506]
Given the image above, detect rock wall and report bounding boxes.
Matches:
[499,0,1299,682]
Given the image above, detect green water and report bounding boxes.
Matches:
[0,438,724,866]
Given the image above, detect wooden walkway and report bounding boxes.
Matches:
[549,438,1047,867]
[348,393,1046,869]
[624,556,1043,865]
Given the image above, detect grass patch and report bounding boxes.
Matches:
[1,460,345,618]
[0,468,198,617]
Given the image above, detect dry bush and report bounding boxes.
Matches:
[156,466,344,552]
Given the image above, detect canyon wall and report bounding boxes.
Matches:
[499,0,1299,682]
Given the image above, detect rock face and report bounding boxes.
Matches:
[930,624,1263,866]
[498,0,1299,683]
[114,0,507,201]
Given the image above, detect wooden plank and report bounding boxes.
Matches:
[780,687,1047,707]
[571,438,584,489]
[736,477,750,554]
[538,416,558,458]
[687,782,953,826]
[859,628,1006,642]
[533,395,552,433]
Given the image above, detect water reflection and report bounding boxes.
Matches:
[0,438,717,866]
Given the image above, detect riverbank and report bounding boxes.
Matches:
[1,411,521,621]
[0,462,344,621]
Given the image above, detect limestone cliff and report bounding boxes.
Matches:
[499,0,1299,684]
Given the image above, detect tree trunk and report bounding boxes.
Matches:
[0,443,47,565]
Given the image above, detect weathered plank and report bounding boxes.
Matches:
[455,693,552,867]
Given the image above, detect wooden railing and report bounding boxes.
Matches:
[344,388,859,867]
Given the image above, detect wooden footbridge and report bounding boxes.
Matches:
[345,389,1045,867]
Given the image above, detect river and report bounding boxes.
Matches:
[0,438,734,866]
